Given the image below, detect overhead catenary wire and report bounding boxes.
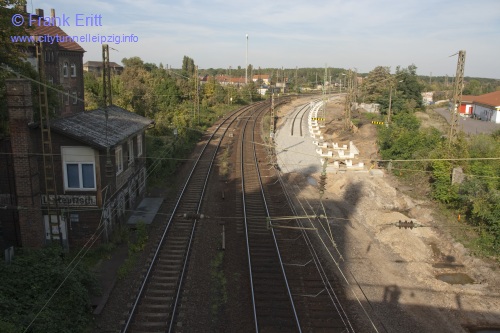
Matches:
[273,147,385,332]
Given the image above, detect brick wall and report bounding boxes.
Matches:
[6,79,45,248]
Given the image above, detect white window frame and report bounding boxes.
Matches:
[137,133,143,157]
[70,63,76,77]
[72,91,78,105]
[116,146,123,175]
[128,139,134,165]
[61,147,96,191]
[63,62,68,77]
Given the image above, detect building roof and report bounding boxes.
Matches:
[473,90,500,108]
[28,11,85,53]
[253,74,269,80]
[83,61,123,69]
[215,75,246,84]
[50,105,153,149]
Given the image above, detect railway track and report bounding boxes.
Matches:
[121,95,354,332]
[291,101,314,137]
[239,102,301,332]
[121,102,267,332]
[239,99,355,332]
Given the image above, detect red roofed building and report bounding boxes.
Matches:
[459,91,500,123]
[472,91,500,123]
[23,7,86,117]
[215,74,246,87]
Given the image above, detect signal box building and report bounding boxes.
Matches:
[1,81,153,250]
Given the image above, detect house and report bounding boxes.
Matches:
[471,91,500,123]
[1,80,154,250]
[23,8,86,117]
[46,105,154,247]
[83,61,124,75]
[215,75,246,87]
[252,74,270,85]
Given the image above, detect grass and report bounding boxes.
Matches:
[210,251,227,326]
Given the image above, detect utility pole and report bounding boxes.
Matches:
[343,69,353,131]
[195,65,200,124]
[295,66,298,94]
[245,34,248,85]
[321,64,327,127]
[448,50,466,147]
[270,93,275,140]
[102,44,112,107]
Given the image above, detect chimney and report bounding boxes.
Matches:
[35,8,44,17]
[6,79,45,248]
[51,8,55,18]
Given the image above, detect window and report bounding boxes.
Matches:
[62,147,96,191]
[128,139,134,165]
[48,76,53,84]
[72,91,77,105]
[65,163,95,189]
[63,62,68,77]
[70,63,76,77]
[115,146,123,174]
[137,134,143,157]
[65,90,70,105]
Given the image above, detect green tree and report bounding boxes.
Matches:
[395,64,424,110]
[181,55,195,77]
[360,66,391,103]
[463,79,483,95]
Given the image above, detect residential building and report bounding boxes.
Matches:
[252,74,270,85]
[83,61,124,75]
[23,8,86,117]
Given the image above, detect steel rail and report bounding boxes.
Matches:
[240,100,301,332]
[277,172,356,332]
[122,104,256,332]
[250,105,302,332]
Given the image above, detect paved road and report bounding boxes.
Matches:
[434,107,500,135]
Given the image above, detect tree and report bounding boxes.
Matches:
[360,66,391,103]
[395,64,424,110]
[181,55,195,77]
[121,56,144,68]
[463,79,483,95]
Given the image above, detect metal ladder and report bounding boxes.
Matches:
[36,42,64,247]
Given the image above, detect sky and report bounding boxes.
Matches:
[27,0,500,78]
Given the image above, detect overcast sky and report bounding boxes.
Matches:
[30,0,500,78]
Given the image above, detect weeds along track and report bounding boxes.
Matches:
[121,102,267,333]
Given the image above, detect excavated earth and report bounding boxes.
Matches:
[272,95,500,333]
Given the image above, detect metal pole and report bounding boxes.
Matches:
[387,84,393,124]
[245,34,248,85]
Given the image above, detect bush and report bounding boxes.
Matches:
[0,247,97,333]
